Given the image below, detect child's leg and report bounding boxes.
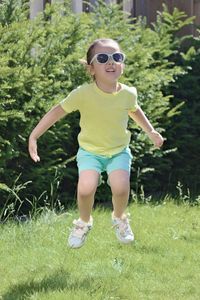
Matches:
[77,170,100,223]
[108,169,134,244]
[108,170,130,218]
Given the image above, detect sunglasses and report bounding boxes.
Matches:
[90,52,125,65]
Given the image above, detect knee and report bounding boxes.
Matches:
[111,177,130,198]
[112,184,129,198]
[109,170,130,198]
[78,180,97,199]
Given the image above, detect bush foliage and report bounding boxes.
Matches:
[0,0,198,216]
[164,33,200,194]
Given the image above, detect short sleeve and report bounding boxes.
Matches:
[60,86,82,113]
[129,87,139,112]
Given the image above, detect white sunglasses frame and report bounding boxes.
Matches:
[89,52,126,65]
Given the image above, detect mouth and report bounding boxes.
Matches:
[106,68,115,73]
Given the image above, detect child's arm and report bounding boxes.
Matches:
[128,107,164,148]
[28,104,66,162]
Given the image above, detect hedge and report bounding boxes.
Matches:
[0,0,197,218]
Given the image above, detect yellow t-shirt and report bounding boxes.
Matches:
[60,82,139,156]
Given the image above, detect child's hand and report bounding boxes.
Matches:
[147,130,164,148]
[28,137,40,162]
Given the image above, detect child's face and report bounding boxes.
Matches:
[89,42,124,85]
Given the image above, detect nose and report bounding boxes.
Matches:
[107,57,114,64]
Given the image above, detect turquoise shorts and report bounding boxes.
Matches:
[76,147,133,175]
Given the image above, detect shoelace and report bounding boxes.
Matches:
[113,216,132,237]
[71,220,89,238]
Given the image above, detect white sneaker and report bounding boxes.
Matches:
[68,217,93,249]
[112,213,134,244]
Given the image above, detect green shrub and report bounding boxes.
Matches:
[0,0,196,216]
[163,33,200,195]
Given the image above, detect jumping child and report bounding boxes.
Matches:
[28,38,164,249]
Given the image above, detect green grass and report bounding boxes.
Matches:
[0,202,200,300]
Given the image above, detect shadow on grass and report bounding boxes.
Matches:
[2,268,96,300]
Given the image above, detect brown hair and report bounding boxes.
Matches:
[86,38,120,65]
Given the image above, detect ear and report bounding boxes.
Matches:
[87,64,95,76]
[79,59,94,76]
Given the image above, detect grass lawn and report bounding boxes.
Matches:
[0,202,200,300]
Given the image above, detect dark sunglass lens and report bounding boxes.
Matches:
[97,54,108,63]
[113,53,124,62]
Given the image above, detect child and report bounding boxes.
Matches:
[28,38,164,249]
